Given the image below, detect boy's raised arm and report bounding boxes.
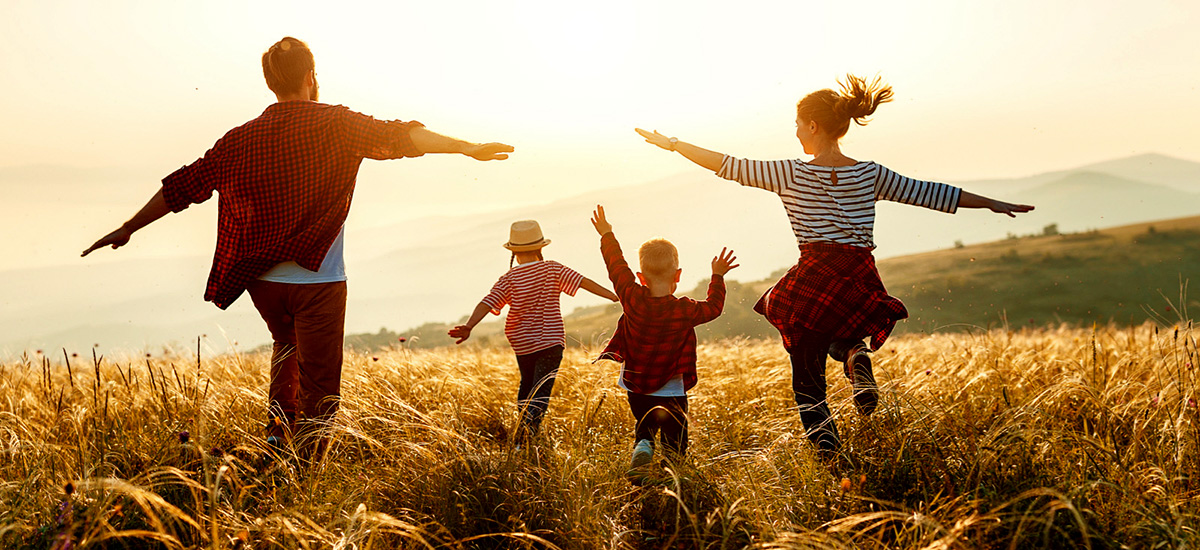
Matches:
[688,247,738,324]
[591,205,637,301]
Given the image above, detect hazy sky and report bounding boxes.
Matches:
[3,0,1199,267]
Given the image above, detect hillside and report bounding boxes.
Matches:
[363,215,1200,351]
[6,153,1200,357]
[883,215,1200,333]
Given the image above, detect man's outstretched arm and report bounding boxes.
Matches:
[408,126,514,161]
[81,188,170,256]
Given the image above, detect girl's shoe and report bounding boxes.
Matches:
[846,348,878,416]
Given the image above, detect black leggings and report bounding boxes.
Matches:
[514,345,563,441]
[627,392,689,457]
[788,332,861,453]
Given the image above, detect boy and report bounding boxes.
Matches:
[590,205,738,482]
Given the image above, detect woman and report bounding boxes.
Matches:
[635,75,1032,455]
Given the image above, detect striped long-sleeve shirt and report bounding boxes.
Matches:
[716,156,961,249]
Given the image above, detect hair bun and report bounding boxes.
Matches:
[279,40,292,51]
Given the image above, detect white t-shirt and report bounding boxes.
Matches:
[258,225,347,283]
[618,372,686,397]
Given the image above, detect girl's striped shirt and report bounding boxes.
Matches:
[481,260,584,356]
[717,156,961,249]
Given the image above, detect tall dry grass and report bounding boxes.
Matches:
[0,323,1197,549]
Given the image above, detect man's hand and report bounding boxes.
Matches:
[712,247,739,276]
[447,324,472,344]
[464,142,514,161]
[591,205,613,236]
[82,226,133,257]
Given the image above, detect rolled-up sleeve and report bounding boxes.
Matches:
[336,106,425,161]
[161,148,221,213]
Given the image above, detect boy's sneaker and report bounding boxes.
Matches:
[626,439,655,485]
[845,347,878,416]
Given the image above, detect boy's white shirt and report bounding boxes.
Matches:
[258,225,347,283]
[617,369,687,397]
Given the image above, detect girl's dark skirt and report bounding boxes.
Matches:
[755,242,907,352]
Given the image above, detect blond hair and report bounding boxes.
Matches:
[638,238,679,280]
[262,37,314,96]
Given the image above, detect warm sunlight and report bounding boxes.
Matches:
[2,0,1199,355]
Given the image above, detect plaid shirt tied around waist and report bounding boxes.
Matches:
[160,101,424,309]
[597,232,725,394]
[755,242,907,351]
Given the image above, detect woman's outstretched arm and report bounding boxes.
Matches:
[635,128,724,172]
[958,190,1035,217]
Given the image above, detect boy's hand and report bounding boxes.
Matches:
[590,205,613,236]
[447,324,472,344]
[712,247,739,276]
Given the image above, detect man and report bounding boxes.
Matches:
[82,37,513,456]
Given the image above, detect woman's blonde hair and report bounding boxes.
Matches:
[796,74,893,139]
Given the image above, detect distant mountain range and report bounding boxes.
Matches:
[356,214,1200,351]
[3,153,1198,358]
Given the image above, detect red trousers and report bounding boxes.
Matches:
[247,280,347,442]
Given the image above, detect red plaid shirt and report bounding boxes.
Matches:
[597,232,726,394]
[755,242,907,352]
[160,101,424,308]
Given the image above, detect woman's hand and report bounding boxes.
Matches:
[959,190,1034,218]
[988,199,1035,218]
[635,128,676,151]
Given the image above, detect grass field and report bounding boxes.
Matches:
[2,322,1198,549]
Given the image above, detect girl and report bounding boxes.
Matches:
[635,75,1033,455]
[449,220,618,444]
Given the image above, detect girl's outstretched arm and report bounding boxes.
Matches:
[635,128,724,172]
[448,302,493,344]
[958,191,1035,218]
[580,277,619,302]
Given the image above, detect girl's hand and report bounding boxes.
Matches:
[712,247,739,276]
[447,325,472,344]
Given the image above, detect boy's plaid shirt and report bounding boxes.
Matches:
[160,101,424,309]
[597,232,725,394]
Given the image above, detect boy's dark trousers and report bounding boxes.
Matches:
[788,329,862,454]
[515,345,564,442]
[627,391,689,456]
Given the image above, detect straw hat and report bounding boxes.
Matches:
[503,220,551,252]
